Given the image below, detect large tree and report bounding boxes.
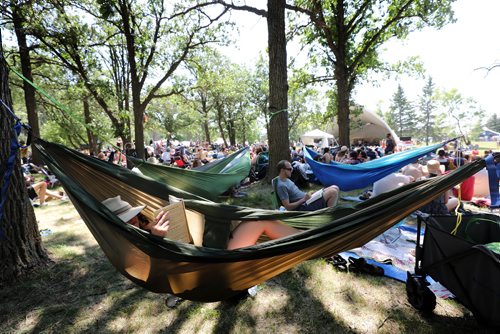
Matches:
[1,0,42,164]
[17,0,228,157]
[0,33,49,285]
[214,0,290,179]
[418,76,437,145]
[286,0,455,145]
[388,84,415,138]
[436,88,484,142]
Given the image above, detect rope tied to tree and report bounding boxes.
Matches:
[8,65,121,153]
[268,107,288,120]
[0,98,32,241]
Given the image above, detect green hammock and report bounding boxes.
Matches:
[128,147,251,199]
[33,138,488,302]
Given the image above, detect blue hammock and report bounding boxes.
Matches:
[304,142,447,191]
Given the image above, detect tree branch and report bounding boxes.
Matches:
[349,0,416,77]
[346,0,371,35]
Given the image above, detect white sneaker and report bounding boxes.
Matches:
[60,195,69,201]
[247,285,258,297]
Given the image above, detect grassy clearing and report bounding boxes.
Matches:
[0,181,494,333]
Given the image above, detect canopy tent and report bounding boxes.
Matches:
[300,129,335,148]
[304,141,449,191]
[129,147,251,200]
[33,138,488,302]
[478,127,500,141]
[330,108,399,145]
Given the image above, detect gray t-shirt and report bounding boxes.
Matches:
[277,178,305,203]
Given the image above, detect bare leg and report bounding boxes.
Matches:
[32,181,47,204]
[45,189,64,200]
[323,185,339,207]
[446,197,459,212]
[227,220,300,250]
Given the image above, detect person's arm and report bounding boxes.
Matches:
[143,210,170,237]
[281,193,311,211]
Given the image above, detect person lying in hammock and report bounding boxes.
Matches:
[102,196,300,249]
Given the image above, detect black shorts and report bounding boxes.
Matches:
[298,197,326,211]
[27,186,38,200]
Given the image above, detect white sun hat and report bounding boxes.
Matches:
[101,195,146,223]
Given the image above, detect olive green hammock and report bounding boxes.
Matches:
[128,147,251,200]
[33,138,488,302]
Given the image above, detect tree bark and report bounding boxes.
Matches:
[335,68,350,146]
[333,0,350,146]
[83,96,97,155]
[266,0,289,180]
[0,33,49,286]
[11,2,42,165]
[119,0,145,159]
[200,95,211,143]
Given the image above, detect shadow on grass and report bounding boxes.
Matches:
[0,229,157,333]
[0,215,495,333]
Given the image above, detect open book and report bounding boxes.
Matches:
[154,201,191,243]
[306,189,324,205]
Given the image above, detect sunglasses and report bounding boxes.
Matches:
[282,167,292,171]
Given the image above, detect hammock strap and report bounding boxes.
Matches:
[0,98,31,240]
[269,107,288,120]
[8,66,120,152]
[451,138,463,235]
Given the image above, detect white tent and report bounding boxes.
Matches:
[300,129,335,148]
[330,109,399,145]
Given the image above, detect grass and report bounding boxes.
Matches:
[0,181,495,333]
[471,141,499,152]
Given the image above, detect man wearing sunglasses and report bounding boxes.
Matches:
[276,160,339,211]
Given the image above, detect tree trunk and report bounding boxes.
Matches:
[0,34,49,285]
[266,0,289,181]
[12,3,42,165]
[228,118,236,146]
[200,97,211,143]
[335,71,350,146]
[334,1,350,146]
[216,104,228,147]
[83,96,97,155]
[203,117,211,144]
[119,0,144,159]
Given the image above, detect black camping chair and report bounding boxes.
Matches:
[407,212,500,328]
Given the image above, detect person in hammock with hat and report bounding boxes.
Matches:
[102,196,300,249]
[418,159,459,215]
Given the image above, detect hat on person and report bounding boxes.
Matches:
[101,196,145,223]
[340,146,348,152]
[426,160,442,175]
[147,156,158,164]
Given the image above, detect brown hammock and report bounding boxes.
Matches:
[34,138,490,302]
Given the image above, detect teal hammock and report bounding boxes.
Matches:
[305,141,450,191]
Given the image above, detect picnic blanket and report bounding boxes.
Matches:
[339,220,454,299]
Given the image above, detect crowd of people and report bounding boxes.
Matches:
[91,139,240,170]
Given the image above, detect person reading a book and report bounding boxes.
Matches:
[276,160,339,211]
[102,196,171,237]
[102,196,301,249]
